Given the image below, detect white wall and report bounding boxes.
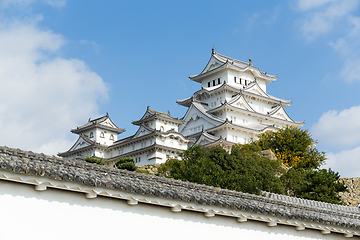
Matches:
[0,179,350,240]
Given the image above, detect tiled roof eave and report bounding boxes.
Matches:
[1,145,359,233]
[58,144,108,156]
[106,143,185,162]
[208,104,303,126]
[132,115,185,126]
[240,89,292,106]
[71,124,125,134]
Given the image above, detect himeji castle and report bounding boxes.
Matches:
[59,49,303,165]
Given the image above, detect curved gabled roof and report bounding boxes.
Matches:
[107,143,186,161]
[177,82,240,107]
[111,124,190,149]
[192,130,235,149]
[58,134,107,157]
[132,107,185,126]
[205,118,273,134]
[189,51,277,84]
[71,113,125,134]
[267,105,305,125]
[181,101,224,124]
[192,130,220,145]
[243,81,292,106]
[207,99,303,127]
[208,95,256,114]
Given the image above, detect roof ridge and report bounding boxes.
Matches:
[1,145,358,223]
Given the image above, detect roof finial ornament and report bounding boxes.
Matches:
[88,118,91,122]
[147,106,150,110]
[212,46,216,54]
[249,58,252,66]
[167,110,170,115]
[106,112,109,116]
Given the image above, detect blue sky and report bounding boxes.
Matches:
[1,0,360,177]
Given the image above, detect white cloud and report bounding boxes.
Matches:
[79,40,99,53]
[297,0,340,11]
[325,147,360,177]
[329,16,360,82]
[297,0,359,40]
[311,106,360,150]
[0,0,66,8]
[42,0,66,8]
[0,18,108,155]
[296,0,360,82]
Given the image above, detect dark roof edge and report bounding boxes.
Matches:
[0,145,359,228]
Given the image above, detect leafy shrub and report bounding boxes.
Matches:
[84,156,105,165]
[115,157,137,171]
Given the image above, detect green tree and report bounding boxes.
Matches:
[159,144,285,195]
[294,169,346,204]
[84,156,105,165]
[255,126,326,169]
[115,157,137,171]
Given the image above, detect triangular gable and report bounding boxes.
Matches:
[139,110,154,121]
[193,132,219,146]
[68,135,93,152]
[132,125,155,139]
[200,55,225,75]
[179,103,222,134]
[243,81,269,98]
[99,117,117,129]
[269,106,294,122]
[228,94,255,112]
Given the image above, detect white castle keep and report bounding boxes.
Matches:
[58,49,304,165]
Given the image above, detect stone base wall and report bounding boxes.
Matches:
[137,164,161,175]
[338,178,360,207]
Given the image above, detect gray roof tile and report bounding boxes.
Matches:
[0,145,359,229]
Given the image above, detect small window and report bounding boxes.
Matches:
[234,77,236,83]
[110,134,114,141]
[100,132,105,138]
[208,82,211,87]
[90,132,94,138]
[213,80,215,86]
[245,80,248,85]
[160,126,164,132]
[218,78,220,84]
[239,78,242,84]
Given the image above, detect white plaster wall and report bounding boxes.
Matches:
[155,120,179,132]
[257,78,267,92]
[94,149,104,158]
[94,129,117,146]
[0,180,350,240]
[180,118,216,137]
[201,71,227,89]
[227,70,255,88]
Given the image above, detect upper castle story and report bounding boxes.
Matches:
[190,47,277,93]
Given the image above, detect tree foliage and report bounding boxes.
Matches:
[255,126,326,169]
[158,126,347,204]
[159,145,285,195]
[84,156,106,165]
[294,169,346,204]
[115,157,137,171]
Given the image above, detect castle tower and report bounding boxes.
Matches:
[177,49,304,149]
[106,107,190,165]
[58,113,125,159]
